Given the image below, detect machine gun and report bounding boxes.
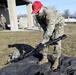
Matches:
[23,34,67,58]
[6,34,67,64]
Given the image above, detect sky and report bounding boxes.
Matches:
[16,0,76,15]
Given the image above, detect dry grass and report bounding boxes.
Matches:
[0,24,76,68]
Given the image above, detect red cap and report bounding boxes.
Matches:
[32,1,43,14]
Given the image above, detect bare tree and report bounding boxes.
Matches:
[73,11,76,19]
[69,11,76,19]
[62,9,70,19]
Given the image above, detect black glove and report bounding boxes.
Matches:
[36,43,44,50]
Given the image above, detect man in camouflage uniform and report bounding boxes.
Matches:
[0,14,6,29]
[32,1,65,70]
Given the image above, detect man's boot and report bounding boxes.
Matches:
[39,55,48,64]
[39,47,48,64]
[52,58,59,70]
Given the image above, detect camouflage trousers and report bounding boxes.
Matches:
[41,23,64,59]
[1,22,6,29]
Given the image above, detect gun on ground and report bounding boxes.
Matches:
[6,34,67,64]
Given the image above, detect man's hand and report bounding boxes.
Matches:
[36,43,44,50]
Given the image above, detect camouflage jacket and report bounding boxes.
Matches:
[0,16,6,23]
[36,7,65,43]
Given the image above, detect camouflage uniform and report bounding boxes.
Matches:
[0,15,6,29]
[36,7,65,70]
